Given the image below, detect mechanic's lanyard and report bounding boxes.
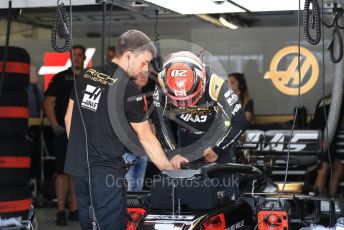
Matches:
[143,95,148,113]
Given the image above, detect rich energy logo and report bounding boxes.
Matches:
[84,69,118,85]
[264,45,319,95]
[81,85,104,112]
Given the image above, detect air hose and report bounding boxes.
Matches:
[328,27,343,63]
[324,9,344,63]
[51,1,71,52]
[324,20,344,150]
[152,9,162,72]
[303,0,321,45]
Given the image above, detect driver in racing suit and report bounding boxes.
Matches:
[152,52,248,192]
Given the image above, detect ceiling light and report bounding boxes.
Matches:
[196,14,223,27]
[231,0,306,12]
[144,0,244,14]
[0,0,95,8]
[219,16,238,29]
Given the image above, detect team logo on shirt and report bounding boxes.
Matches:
[231,104,242,115]
[81,84,104,111]
[84,69,118,85]
[179,113,208,123]
[224,90,238,106]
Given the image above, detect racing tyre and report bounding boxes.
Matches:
[0,46,30,90]
[0,137,31,186]
[0,90,29,136]
[0,185,32,219]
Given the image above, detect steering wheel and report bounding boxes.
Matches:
[181,162,263,183]
[203,163,266,194]
[202,163,263,176]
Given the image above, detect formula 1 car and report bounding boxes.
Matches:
[126,129,340,230]
[126,162,335,230]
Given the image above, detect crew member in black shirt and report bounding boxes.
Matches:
[312,95,344,194]
[64,30,188,230]
[44,45,86,226]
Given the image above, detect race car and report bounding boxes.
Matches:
[126,163,260,230]
[126,162,335,230]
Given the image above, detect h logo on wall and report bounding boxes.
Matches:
[39,48,95,90]
[81,85,104,111]
[264,45,319,95]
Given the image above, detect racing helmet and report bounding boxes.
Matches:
[160,51,206,108]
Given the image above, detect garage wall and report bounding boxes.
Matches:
[0,19,194,69]
[191,27,336,115]
[1,20,340,116]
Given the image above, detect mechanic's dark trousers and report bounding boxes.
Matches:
[74,170,126,230]
[214,150,239,200]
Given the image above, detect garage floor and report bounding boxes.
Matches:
[35,208,80,230]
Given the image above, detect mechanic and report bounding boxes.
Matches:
[152,51,248,197]
[64,30,188,230]
[312,95,344,195]
[106,46,116,62]
[122,71,151,192]
[43,45,85,226]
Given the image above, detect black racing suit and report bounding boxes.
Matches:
[152,72,248,163]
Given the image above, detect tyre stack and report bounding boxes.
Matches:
[0,46,32,220]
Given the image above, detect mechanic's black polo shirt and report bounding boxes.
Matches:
[45,68,75,127]
[64,62,146,176]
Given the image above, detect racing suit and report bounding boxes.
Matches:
[152,71,248,163]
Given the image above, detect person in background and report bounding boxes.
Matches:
[26,65,44,117]
[43,45,86,226]
[123,71,151,192]
[107,46,116,62]
[227,73,254,124]
[312,95,344,195]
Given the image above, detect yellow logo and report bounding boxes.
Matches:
[264,45,319,95]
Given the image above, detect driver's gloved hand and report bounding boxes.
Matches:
[53,125,66,136]
[203,147,218,162]
[171,154,189,169]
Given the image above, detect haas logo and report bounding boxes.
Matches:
[245,130,319,152]
[180,113,207,123]
[81,85,104,112]
[264,46,319,95]
[39,48,96,90]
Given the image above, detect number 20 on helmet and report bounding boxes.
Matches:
[159,51,207,108]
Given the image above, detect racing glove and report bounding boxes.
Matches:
[53,125,65,136]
